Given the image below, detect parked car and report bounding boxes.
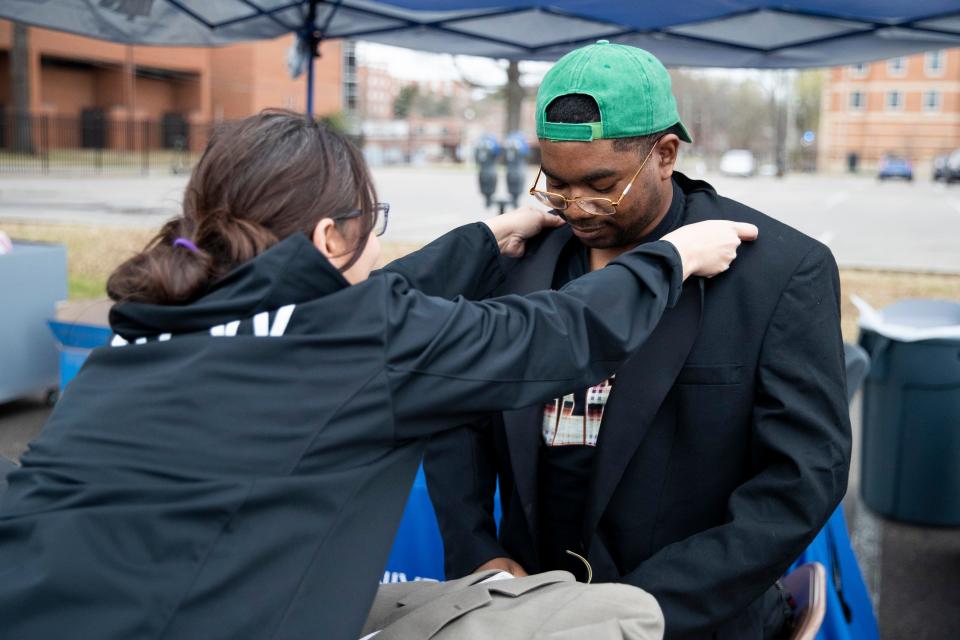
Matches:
[945,149,960,183]
[877,154,913,181]
[757,162,779,177]
[719,149,756,177]
[933,154,949,181]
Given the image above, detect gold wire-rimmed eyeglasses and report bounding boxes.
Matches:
[529,136,663,216]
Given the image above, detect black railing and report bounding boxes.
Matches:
[0,112,213,175]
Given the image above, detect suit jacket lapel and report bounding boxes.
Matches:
[500,226,572,537]
[583,278,704,542]
[499,225,572,294]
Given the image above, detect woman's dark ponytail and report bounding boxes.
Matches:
[107,218,214,304]
[106,109,376,305]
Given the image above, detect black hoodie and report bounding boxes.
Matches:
[0,223,681,640]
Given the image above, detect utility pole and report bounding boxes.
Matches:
[11,21,33,153]
[125,44,136,151]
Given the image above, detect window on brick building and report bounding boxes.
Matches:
[849,63,868,78]
[925,50,945,76]
[887,57,906,76]
[886,91,904,110]
[849,91,866,110]
[923,90,941,112]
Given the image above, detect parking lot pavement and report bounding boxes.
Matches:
[0,174,185,228]
[0,396,51,462]
[705,172,960,273]
[2,168,960,273]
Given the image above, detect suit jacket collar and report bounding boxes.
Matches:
[672,170,717,198]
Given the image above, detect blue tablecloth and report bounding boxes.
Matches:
[386,468,880,640]
[383,464,500,583]
[789,507,880,640]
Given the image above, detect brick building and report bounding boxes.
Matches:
[819,49,960,175]
[357,63,400,121]
[357,68,474,164]
[0,19,346,153]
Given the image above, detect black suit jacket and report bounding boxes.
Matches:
[425,173,852,640]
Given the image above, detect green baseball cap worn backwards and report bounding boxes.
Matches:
[536,40,692,144]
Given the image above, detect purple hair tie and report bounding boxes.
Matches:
[173,237,199,253]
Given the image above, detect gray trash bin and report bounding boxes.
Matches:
[857,299,960,526]
[0,241,68,404]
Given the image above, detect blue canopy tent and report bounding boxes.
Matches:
[3,1,960,114]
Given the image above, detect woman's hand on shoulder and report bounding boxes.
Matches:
[483,206,566,258]
[661,220,759,279]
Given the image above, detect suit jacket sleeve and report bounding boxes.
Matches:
[385,241,684,438]
[622,244,852,637]
[377,223,505,300]
[423,416,508,578]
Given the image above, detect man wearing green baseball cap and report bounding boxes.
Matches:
[426,41,850,640]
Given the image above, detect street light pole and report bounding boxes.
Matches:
[305,0,319,117]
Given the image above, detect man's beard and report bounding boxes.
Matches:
[578,189,665,250]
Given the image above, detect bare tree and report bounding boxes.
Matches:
[452,57,532,136]
[793,70,824,169]
[673,69,784,164]
[505,60,523,134]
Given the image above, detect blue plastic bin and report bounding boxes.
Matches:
[47,320,112,390]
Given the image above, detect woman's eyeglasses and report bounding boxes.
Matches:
[333,202,390,236]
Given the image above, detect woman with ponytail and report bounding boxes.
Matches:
[0,110,756,640]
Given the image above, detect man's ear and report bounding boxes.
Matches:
[312,218,346,264]
[657,134,680,180]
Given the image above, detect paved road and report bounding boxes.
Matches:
[2,168,959,272]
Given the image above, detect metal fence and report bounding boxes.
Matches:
[0,111,471,175]
[0,111,213,175]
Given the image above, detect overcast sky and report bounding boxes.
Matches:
[357,42,555,88]
[355,42,766,90]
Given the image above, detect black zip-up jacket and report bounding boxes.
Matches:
[0,223,682,640]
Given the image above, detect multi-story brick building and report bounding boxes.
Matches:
[819,49,960,176]
[0,19,345,152]
[357,63,400,121]
[356,67,476,164]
